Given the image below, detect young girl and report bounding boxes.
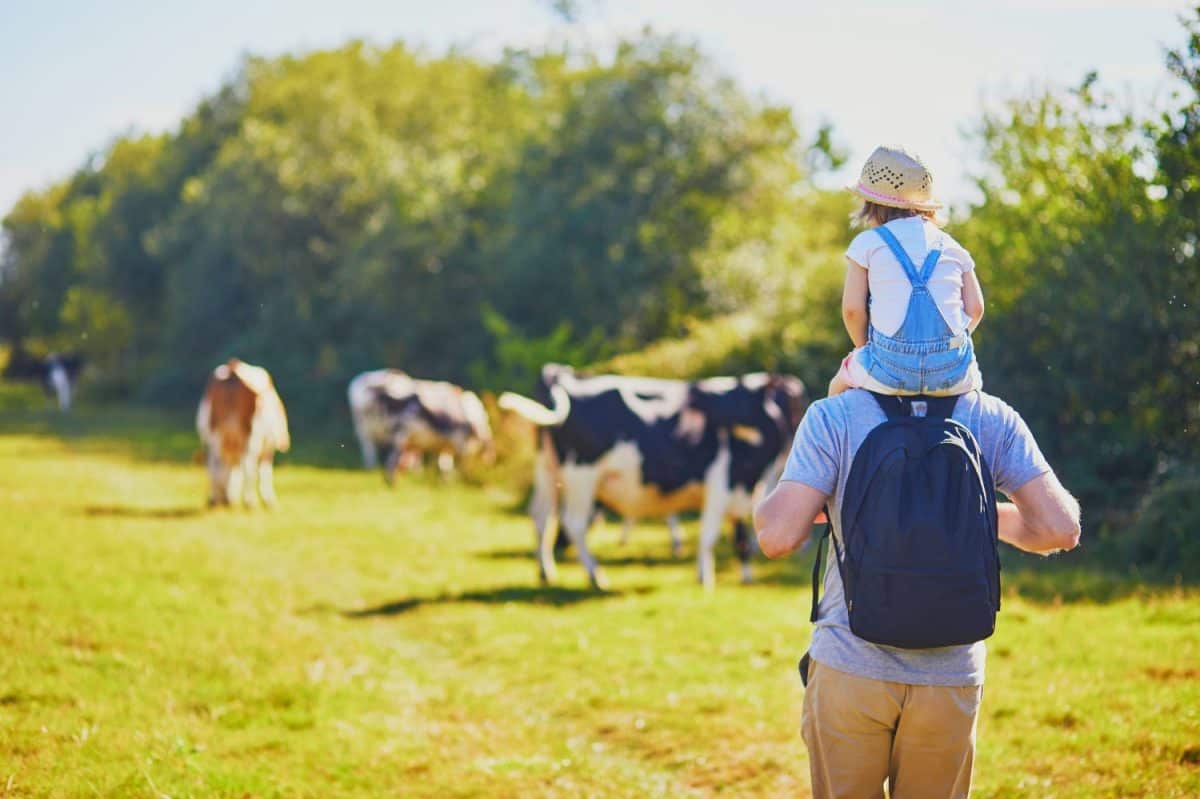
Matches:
[828,146,985,397]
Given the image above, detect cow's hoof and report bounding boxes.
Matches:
[590,571,611,592]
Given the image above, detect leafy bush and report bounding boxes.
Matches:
[1121,466,1200,578]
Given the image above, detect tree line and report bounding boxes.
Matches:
[3,15,1199,574]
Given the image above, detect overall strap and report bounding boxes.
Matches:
[875,226,944,288]
[874,226,921,285]
[918,242,944,284]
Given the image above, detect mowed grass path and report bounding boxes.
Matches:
[1,392,1197,797]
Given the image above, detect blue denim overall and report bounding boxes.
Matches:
[857,225,975,394]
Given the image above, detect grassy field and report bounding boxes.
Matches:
[1,385,1197,798]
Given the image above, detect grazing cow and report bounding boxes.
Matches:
[2,351,84,411]
[499,365,808,589]
[534,368,691,557]
[347,369,494,481]
[196,359,290,507]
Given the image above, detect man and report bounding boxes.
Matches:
[754,389,1080,799]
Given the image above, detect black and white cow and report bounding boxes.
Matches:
[518,366,690,556]
[2,351,84,411]
[348,369,494,481]
[499,365,808,589]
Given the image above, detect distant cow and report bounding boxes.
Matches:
[536,369,690,557]
[347,369,493,481]
[499,365,808,589]
[196,359,290,507]
[2,351,84,411]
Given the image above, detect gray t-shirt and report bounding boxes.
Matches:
[781,389,1050,686]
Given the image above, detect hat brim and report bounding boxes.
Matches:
[846,182,943,212]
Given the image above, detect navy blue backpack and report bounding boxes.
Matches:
[805,392,1000,671]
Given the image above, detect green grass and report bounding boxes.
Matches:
[1,387,1197,797]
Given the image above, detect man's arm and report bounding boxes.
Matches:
[999,471,1081,555]
[754,481,829,559]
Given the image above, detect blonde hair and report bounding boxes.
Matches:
[851,201,944,229]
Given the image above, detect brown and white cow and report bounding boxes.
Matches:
[347,369,493,481]
[196,359,290,507]
[499,364,808,589]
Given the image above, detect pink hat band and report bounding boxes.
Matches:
[855,182,909,206]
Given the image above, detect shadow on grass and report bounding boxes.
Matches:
[81,504,204,519]
[339,584,654,617]
[477,547,689,568]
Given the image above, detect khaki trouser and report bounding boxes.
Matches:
[801,659,983,799]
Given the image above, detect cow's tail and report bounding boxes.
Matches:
[498,384,570,427]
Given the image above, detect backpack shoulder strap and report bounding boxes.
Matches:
[808,505,838,622]
[871,391,907,419]
[870,391,959,419]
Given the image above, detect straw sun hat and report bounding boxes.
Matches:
[848,146,943,211]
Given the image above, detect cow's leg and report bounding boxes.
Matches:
[207,451,226,506]
[384,433,410,486]
[553,523,570,553]
[258,455,278,507]
[225,455,245,507]
[560,466,607,590]
[354,418,378,469]
[239,454,258,508]
[49,365,71,411]
[697,444,733,589]
[734,520,755,584]
[437,450,456,477]
[667,514,684,558]
[530,444,560,584]
[619,517,634,546]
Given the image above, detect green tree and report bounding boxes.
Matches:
[957,73,1183,516]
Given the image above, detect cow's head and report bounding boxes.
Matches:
[678,373,808,451]
[677,374,767,442]
[764,374,809,438]
[460,391,497,464]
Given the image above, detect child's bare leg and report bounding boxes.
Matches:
[827,372,852,397]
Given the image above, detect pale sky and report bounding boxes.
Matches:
[1,0,1192,215]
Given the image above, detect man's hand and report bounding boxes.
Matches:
[754,481,829,558]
